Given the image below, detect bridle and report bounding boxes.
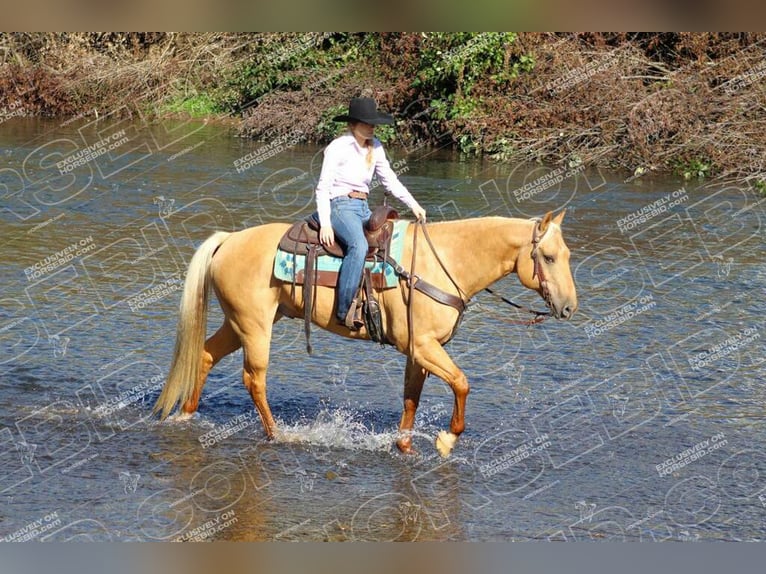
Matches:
[383,217,558,357]
[530,218,554,311]
[484,218,553,324]
[396,220,553,351]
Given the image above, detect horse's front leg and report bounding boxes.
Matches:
[412,339,469,458]
[396,357,428,454]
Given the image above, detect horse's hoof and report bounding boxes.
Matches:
[172,411,196,422]
[396,438,417,455]
[435,431,457,458]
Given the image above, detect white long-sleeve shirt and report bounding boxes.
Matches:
[315,133,419,229]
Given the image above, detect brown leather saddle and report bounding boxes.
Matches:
[277,205,399,289]
[277,205,399,354]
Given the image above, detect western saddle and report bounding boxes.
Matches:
[277,205,399,352]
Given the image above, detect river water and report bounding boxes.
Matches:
[0,117,764,541]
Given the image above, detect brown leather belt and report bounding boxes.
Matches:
[347,191,368,200]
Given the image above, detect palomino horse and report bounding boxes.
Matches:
[153,211,577,457]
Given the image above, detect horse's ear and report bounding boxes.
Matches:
[553,209,567,226]
[539,211,553,234]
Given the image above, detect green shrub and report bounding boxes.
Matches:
[222,33,362,114]
[160,92,219,117]
[675,158,712,180]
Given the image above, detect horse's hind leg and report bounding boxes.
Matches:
[241,329,277,439]
[181,321,241,415]
[396,358,428,454]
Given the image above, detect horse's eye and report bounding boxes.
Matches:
[544,255,555,264]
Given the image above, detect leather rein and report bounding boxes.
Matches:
[388,219,550,354]
[484,218,553,325]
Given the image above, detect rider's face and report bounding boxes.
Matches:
[350,121,375,143]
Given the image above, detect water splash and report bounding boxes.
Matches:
[274,407,397,452]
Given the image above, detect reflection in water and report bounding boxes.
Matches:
[143,415,470,541]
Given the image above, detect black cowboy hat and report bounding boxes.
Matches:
[332,97,394,125]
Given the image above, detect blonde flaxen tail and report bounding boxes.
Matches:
[153,231,231,419]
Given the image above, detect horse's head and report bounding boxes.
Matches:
[518,210,578,320]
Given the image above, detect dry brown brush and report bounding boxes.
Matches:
[2,32,765,188]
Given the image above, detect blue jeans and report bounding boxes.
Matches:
[330,197,371,321]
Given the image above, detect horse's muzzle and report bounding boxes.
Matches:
[558,301,577,320]
[559,305,577,320]
[549,295,577,320]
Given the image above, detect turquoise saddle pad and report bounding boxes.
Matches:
[274,219,409,288]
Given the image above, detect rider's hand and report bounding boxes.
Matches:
[412,205,427,222]
[319,226,335,246]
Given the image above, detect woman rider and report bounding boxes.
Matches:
[314,97,426,330]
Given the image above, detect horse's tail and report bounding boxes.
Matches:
[153,231,231,420]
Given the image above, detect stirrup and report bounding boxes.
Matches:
[343,299,364,330]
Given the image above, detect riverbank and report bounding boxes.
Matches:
[1,32,764,190]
